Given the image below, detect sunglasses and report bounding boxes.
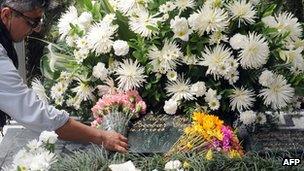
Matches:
[7,6,45,29]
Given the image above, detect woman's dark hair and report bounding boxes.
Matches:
[1,0,50,12]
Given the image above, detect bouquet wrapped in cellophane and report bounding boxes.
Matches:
[91,87,146,135]
[167,111,244,159]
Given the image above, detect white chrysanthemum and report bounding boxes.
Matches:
[87,21,118,55]
[117,0,136,14]
[167,70,178,81]
[93,62,108,81]
[50,82,67,100]
[209,31,228,45]
[113,40,129,56]
[229,87,255,111]
[229,33,247,50]
[129,8,159,38]
[27,139,42,151]
[239,32,269,69]
[190,81,206,97]
[74,48,89,64]
[240,110,257,125]
[163,99,178,115]
[208,98,220,110]
[182,54,199,65]
[39,131,58,144]
[227,0,256,25]
[256,113,267,124]
[65,35,78,47]
[58,6,79,39]
[279,48,304,73]
[262,12,302,40]
[205,88,219,102]
[72,82,95,102]
[31,78,49,103]
[175,0,195,12]
[258,70,275,87]
[199,44,233,79]
[78,11,93,29]
[188,5,228,35]
[165,75,194,101]
[159,1,177,13]
[103,13,117,24]
[115,59,146,91]
[148,40,182,73]
[259,74,295,110]
[164,160,182,170]
[170,16,192,41]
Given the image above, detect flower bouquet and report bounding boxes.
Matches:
[167,111,244,159]
[38,0,304,131]
[91,88,146,135]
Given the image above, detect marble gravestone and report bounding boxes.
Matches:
[249,112,304,153]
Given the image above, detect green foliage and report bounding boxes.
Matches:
[52,146,304,171]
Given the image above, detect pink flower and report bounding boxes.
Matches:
[221,126,233,151]
[136,101,147,114]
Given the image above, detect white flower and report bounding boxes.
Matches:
[74,48,90,64]
[258,70,275,87]
[208,98,220,110]
[229,87,256,111]
[164,160,182,170]
[199,44,233,80]
[259,74,295,110]
[148,40,182,73]
[188,5,228,35]
[78,11,93,29]
[164,99,178,115]
[113,40,129,56]
[29,151,57,171]
[165,75,194,101]
[50,82,67,100]
[170,16,192,41]
[229,33,247,50]
[190,81,206,97]
[31,78,49,103]
[159,1,176,13]
[262,12,302,40]
[129,8,159,38]
[93,62,108,80]
[227,0,256,25]
[182,54,199,65]
[240,110,257,125]
[87,21,118,55]
[76,37,89,50]
[279,48,304,73]
[175,0,195,12]
[58,6,79,39]
[167,70,178,81]
[27,139,42,151]
[257,113,267,124]
[205,0,224,8]
[39,131,58,144]
[239,32,269,69]
[72,82,95,102]
[205,88,219,102]
[109,161,139,171]
[209,31,228,45]
[115,59,146,91]
[103,13,117,24]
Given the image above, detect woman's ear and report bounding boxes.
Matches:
[1,7,12,26]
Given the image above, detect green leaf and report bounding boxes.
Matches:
[146,25,159,32]
[262,4,277,17]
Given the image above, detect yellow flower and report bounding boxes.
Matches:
[183,161,191,169]
[228,150,242,159]
[186,142,193,149]
[205,149,213,160]
[192,112,205,124]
